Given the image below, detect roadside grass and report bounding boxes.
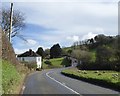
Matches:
[2,60,21,94]
[2,60,29,94]
[42,58,64,69]
[61,68,120,91]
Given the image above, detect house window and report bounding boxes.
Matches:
[22,57,24,61]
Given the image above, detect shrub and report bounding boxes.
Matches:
[44,60,52,65]
[61,58,71,67]
[23,62,37,70]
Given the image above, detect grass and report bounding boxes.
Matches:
[50,58,64,67]
[2,60,21,94]
[2,60,30,94]
[61,68,120,91]
[42,58,64,69]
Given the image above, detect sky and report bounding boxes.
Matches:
[2,0,119,54]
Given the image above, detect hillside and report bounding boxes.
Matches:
[2,32,18,65]
[1,31,29,94]
[62,34,120,71]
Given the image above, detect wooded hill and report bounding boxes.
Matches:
[62,34,120,71]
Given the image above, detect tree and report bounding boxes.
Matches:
[89,38,94,44]
[1,7,25,39]
[95,45,113,69]
[44,49,50,58]
[71,49,92,64]
[36,47,45,59]
[50,44,62,58]
[67,49,72,56]
[94,34,109,45]
[61,49,67,56]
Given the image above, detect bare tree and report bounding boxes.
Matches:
[71,49,92,64]
[1,7,25,39]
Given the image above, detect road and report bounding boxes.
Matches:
[22,68,119,95]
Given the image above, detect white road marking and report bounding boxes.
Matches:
[62,82,66,85]
[21,85,25,94]
[22,86,25,90]
[46,71,81,95]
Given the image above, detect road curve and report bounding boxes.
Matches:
[22,68,119,95]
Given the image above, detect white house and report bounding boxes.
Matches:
[17,49,42,69]
[71,57,78,67]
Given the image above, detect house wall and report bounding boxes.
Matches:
[17,56,42,68]
[17,57,36,62]
[71,58,78,67]
[36,57,42,68]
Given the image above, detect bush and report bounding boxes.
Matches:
[61,58,71,67]
[44,60,52,65]
[95,45,113,69]
[77,62,97,70]
[71,49,92,64]
[23,62,37,70]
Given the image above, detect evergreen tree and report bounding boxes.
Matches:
[36,47,45,58]
[50,44,62,58]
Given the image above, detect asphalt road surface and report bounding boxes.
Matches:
[22,68,119,95]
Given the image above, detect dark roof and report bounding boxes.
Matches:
[17,49,40,57]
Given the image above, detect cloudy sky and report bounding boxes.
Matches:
[2,0,119,54]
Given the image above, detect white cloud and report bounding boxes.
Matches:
[11,2,117,36]
[14,48,28,54]
[16,39,39,47]
[95,27,104,33]
[27,39,37,46]
[12,2,117,29]
[67,35,80,42]
[81,32,97,40]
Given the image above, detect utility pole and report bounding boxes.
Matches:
[9,3,13,42]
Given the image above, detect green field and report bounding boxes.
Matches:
[61,68,120,90]
[42,58,69,69]
[42,58,64,69]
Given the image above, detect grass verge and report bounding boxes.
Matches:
[2,60,29,94]
[61,68,120,91]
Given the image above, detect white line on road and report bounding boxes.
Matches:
[21,85,25,94]
[46,71,81,95]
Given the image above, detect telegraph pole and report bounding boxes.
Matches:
[9,3,13,42]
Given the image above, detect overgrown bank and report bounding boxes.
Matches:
[1,33,30,94]
[2,60,28,94]
[61,68,120,91]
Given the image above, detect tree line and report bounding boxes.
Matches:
[36,34,120,71]
[36,43,62,59]
[67,34,120,71]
